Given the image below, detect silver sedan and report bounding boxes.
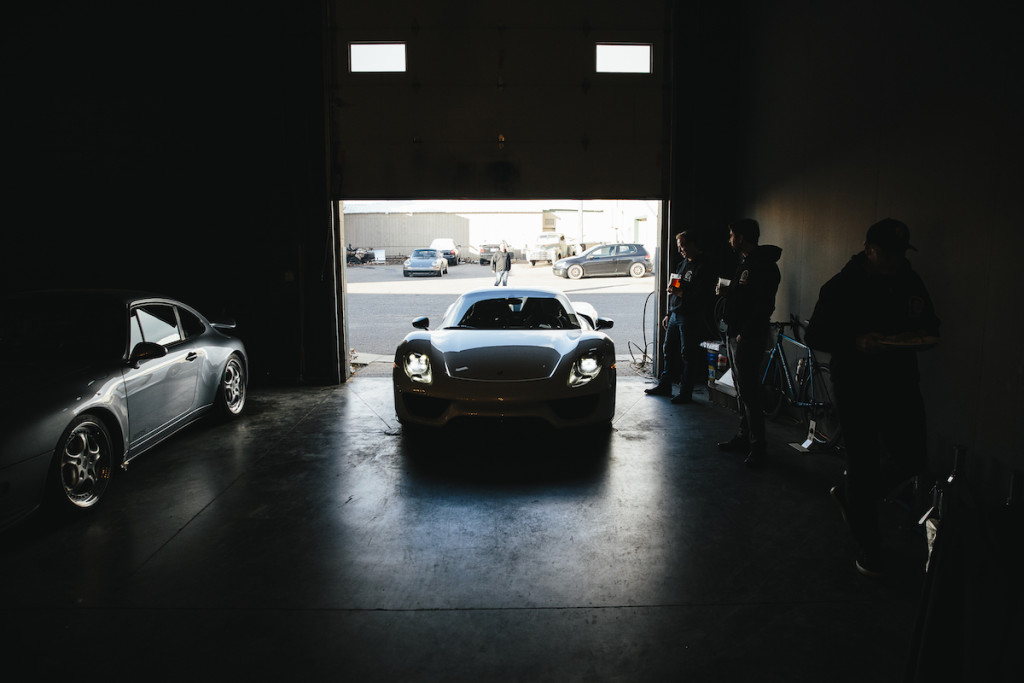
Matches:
[0,290,248,530]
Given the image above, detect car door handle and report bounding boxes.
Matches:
[186,352,199,362]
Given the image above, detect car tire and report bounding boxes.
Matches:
[215,354,247,417]
[403,271,410,277]
[629,262,646,278]
[567,264,584,280]
[48,414,115,513]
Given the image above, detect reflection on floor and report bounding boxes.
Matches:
[1,377,927,681]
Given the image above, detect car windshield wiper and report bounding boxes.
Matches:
[444,324,477,329]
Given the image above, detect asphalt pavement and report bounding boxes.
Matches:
[343,259,660,379]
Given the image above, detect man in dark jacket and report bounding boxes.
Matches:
[491,243,513,286]
[805,218,940,578]
[646,230,717,403]
[716,219,782,467]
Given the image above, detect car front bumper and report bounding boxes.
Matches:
[393,370,615,429]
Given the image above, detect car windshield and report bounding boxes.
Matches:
[449,296,580,330]
[0,295,127,361]
[412,249,438,258]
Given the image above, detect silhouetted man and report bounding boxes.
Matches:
[805,218,940,577]
[716,219,782,467]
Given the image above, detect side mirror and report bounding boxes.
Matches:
[595,318,614,330]
[412,316,430,329]
[128,341,167,367]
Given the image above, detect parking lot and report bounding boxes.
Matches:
[344,257,657,295]
[344,259,660,377]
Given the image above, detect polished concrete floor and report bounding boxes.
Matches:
[1,370,929,681]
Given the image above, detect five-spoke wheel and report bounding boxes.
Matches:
[217,354,247,416]
[53,415,113,510]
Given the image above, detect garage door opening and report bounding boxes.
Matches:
[339,199,664,380]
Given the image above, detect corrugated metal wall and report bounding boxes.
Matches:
[344,212,470,258]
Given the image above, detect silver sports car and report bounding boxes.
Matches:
[403,248,449,277]
[0,290,248,530]
[393,287,616,429]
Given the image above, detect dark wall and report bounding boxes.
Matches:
[3,2,337,384]
[6,2,1020,497]
[732,2,1024,493]
[329,1,672,200]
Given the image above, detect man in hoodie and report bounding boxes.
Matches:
[716,219,782,467]
[804,218,940,578]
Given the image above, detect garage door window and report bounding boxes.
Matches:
[596,43,653,73]
[350,43,407,72]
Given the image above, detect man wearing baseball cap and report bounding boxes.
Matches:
[805,218,940,578]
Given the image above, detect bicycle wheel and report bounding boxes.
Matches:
[760,354,785,419]
[798,363,842,447]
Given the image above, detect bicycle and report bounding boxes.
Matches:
[759,316,842,448]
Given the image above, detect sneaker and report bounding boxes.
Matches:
[717,435,748,452]
[644,384,672,397]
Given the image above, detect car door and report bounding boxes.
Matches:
[122,303,202,448]
[612,244,637,275]
[585,245,618,276]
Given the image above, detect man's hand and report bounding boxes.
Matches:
[661,314,669,330]
[855,332,886,354]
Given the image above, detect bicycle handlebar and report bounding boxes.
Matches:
[769,315,811,340]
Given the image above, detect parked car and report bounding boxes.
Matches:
[0,290,248,530]
[392,287,616,429]
[552,243,653,279]
[428,238,460,266]
[475,242,503,265]
[403,248,449,277]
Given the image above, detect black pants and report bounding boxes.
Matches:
[835,378,928,552]
[727,333,768,453]
[659,313,710,397]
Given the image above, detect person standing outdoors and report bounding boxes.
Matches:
[804,218,940,578]
[716,219,782,467]
[491,242,512,286]
[645,230,717,403]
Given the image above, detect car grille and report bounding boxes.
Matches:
[401,393,449,418]
[549,393,601,420]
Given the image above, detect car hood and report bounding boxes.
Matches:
[407,257,441,265]
[425,329,595,381]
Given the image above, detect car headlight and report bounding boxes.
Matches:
[403,259,411,266]
[404,352,432,384]
[568,351,602,387]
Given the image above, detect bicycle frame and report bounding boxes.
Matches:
[762,325,824,411]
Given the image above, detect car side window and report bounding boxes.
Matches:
[178,307,206,338]
[132,304,182,346]
[617,245,635,255]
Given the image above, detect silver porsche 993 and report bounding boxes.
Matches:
[0,290,248,530]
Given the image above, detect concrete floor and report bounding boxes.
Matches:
[0,371,928,682]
